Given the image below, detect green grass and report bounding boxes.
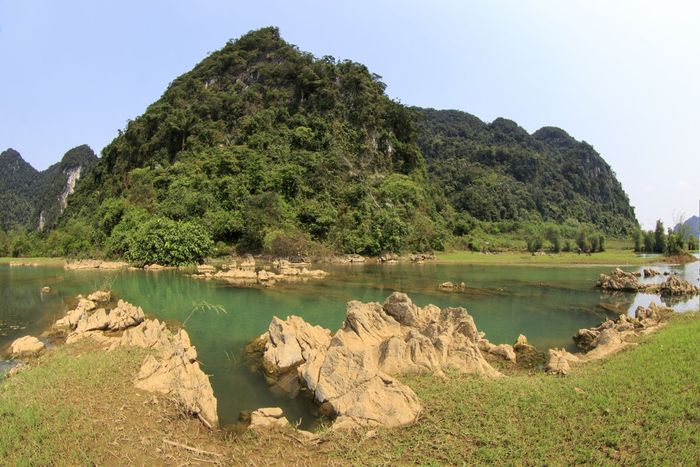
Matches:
[1,314,698,464]
[0,257,65,267]
[330,313,700,465]
[0,344,146,465]
[436,248,658,266]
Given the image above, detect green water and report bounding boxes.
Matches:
[1,260,698,427]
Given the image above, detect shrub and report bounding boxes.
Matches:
[126,217,213,266]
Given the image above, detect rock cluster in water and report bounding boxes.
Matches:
[249,292,509,430]
[596,268,699,295]
[63,259,129,270]
[192,258,327,287]
[545,302,675,375]
[53,291,218,428]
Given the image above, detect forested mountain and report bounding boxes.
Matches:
[416,108,637,236]
[62,27,450,256]
[36,27,637,260]
[0,145,97,231]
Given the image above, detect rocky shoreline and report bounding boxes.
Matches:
[4,291,219,428]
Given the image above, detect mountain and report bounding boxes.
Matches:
[675,215,700,237]
[0,145,97,231]
[415,108,637,235]
[58,27,637,259]
[63,27,448,255]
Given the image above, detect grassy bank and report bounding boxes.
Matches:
[0,257,66,267]
[435,248,656,266]
[2,313,698,464]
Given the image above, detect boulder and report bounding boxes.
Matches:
[10,335,45,358]
[545,348,579,375]
[196,264,216,274]
[478,339,517,363]
[240,254,256,268]
[249,407,290,430]
[73,300,145,333]
[595,268,642,292]
[643,268,660,278]
[379,252,399,263]
[87,290,111,302]
[55,297,96,328]
[252,293,501,430]
[41,286,51,293]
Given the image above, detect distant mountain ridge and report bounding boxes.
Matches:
[675,215,700,237]
[0,145,97,230]
[416,108,637,235]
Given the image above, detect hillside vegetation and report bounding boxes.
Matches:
[2,28,638,262]
[0,146,97,231]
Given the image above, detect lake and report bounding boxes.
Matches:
[1,259,697,427]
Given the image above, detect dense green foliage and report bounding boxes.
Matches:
[0,146,97,231]
[416,109,637,236]
[62,27,448,257]
[633,219,696,255]
[4,28,639,261]
[125,217,213,266]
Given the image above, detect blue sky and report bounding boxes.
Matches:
[0,0,698,229]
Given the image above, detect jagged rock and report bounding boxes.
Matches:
[249,407,290,430]
[643,268,660,278]
[10,335,45,358]
[196,264,216,274]
[595,268,642,292]
[409,252,435,263]
[240,254,256,268]
[545,348,579,375]
[252,293,501,430]
[478,339,517,363]
[73,300,144,333]
[64,260,128,270]
[379,252,399,263]
[87,290,111,302]
[656,275,699,296]
[55,297,96,328]
[572,303,674,361]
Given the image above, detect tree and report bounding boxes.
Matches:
[545,226,561,253]
[125,217,213,266]
[632,229,643,252]
[643,231,655,253]
[654,220,666,254]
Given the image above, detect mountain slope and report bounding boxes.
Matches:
[0,146,97,231]
[675,215,699,237]
[416,108,637,235]
[64,27,448,255]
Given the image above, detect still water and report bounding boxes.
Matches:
[1,260,697,427]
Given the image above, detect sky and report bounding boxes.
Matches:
[0,0,698,230]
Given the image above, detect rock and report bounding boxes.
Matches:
[478,339,517,363]
[55,297,96,328]
[213,268,258,283]
[345,254,366,263]
[249,407,290,430]
[240,254,256,268]
[379,252,399,263]
[572,302,673,360]
[10,335,45,358]
[438,281,466,292]
[252,293,501,430]
[9,261,39,267]
[73,300,145,333]
[545,348,579,375]
[643,268,660,278]
[655,275,699,296]
[595,268,642,292]
[87,290,111,302]
[438,281,454,289]
[196,264,216,274]
[64,260,129,270]
[144,264,169,271]
[409,252,435,263]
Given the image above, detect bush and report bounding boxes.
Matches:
[545,226,561,253]
[126,217,213,266]
[525,227,544,253]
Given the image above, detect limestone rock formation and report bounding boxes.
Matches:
[87,290,111,302]
[54,292,218,428]
[595,268,642,292]
[64,260,129,270]
[10,335,45,358]
[545,348,580,375]
[643,268,660,278]
[573,303,673,360]
[252,293,502,430]
[656,275,700,296]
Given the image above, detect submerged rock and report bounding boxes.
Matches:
[10,335,45,358]
[251,292,502,430]
[249,407,290,430]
